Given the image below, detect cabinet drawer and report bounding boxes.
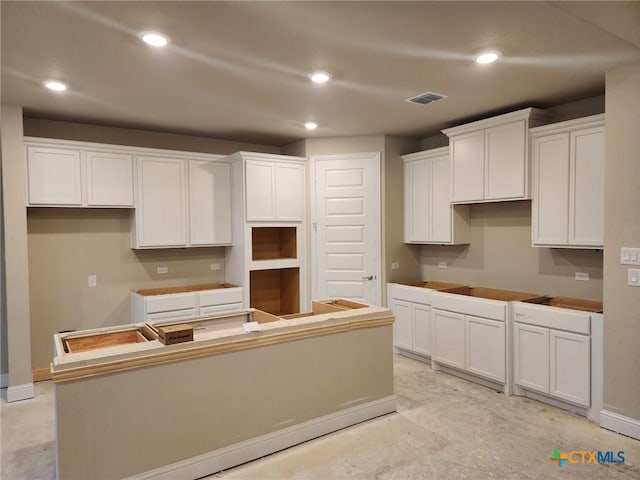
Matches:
[432,292,506,321]
[391,284,432,305]
[146,308,197,322]
[199,287,243,307]
[199,303,244,315]
[145,292,197,314]
[512,303,590,334]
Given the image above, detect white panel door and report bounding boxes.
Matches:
[430,153,452,242]
[450,131,484,203]
[432,309,466,370]
[514,322,549,393]
[27,146,82,205]
[404,159,429,242]
[570,127,604,246]
[275,162,304,221]
[485,120,527,200]
[313,153,381,305]
[85,151,133,207]
[137,156,188,247]
[189,160,232,245]
[413,305,432,357]
[532,133,570,245]
[466,315,506,383]
[392,300,413,351]
[550,330,590,407]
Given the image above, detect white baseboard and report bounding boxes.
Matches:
[0,373,8,389]
[600,410,640,441]
[6,382,34,402]
[128,395,397,480]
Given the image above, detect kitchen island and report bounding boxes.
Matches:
[51,300,396,480]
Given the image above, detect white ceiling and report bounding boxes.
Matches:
[2,1,639,146]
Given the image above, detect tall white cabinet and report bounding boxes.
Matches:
[225,152,308,314]
[530,114,605,248]
[402,147,470,244]
[442,108,550,203]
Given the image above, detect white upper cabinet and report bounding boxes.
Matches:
[242,153,305,222]
[26,140,134,207]
[189,160,232,246]
[134,156,188,248]
[402,147,469,244]
[443,108,550,204]
[85,150,134,207]
[27,146,82,206]
[531,114,605,248]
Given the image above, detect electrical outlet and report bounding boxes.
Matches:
[210,263,221,271]
[87,275,97,287]
[438,262,448,269]
[157,266,168,274]
[391,262,400,270]
[575,272,589,281]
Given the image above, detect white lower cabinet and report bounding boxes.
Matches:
[432,310,465,370]
[513,301,593,408]
[392,300,432,356]
[432,309,505,383]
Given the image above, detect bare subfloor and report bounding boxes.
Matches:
[2,355,640,479]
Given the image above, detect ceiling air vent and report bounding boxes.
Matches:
[405,91,447,105]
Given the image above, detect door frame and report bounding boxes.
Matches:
[309,152,382,305]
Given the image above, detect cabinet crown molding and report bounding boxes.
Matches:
[401,146,449,162]
[227,151,307,163]
[529,113,605,137]
[441,107,551,137]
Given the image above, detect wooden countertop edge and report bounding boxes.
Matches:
[51,315,394,383]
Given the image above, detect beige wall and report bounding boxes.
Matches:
[23,117,281,155]
[603,63,640,420]
[420,201,603,299]
[27,208,227,368]
[1,105,33,389]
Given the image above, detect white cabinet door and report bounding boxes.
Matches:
[532,133,570,245]
[85,151,134,207]
[570,127,604,246]
[432,309,466,370]
[27,146,82,205]
[136,156,188,247]
[550,330,590,407]
[275,162,304,221]
[514,322,549,393]
[404,159,429,242]
[430,154,452,242]
[189,160,232,245]
[466,315,505,383]
[392,300,413,351]
[450,131,484,203]
[245,159,275,221]
[485,120,526,200]
[413,305,431,357]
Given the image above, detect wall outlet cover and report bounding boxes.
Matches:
[210,263,221,271]
[438,262,448,269]
[575,272,589,281]
[157,267,168,274]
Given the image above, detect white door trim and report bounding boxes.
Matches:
[310,152,382,305]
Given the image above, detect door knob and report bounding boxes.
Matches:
[362,275,374,280]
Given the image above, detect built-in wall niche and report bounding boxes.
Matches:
[251,226,297,260]
[250,268,300,315]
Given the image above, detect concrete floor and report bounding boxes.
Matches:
[2,355,640,479]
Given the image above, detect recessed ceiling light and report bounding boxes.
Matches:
[309,71,331,84]
[304,122,318,130]
[475,51,500,64]
[43,80,68,92]
[141,31,170,47]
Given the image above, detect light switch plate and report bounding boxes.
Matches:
[87,275,97,287]
[628,269,640,287]
[157,266,168,274]
[210,263,221,271]
[391,262,400,270]
[620,247,640,265]
[438,262,448,269]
